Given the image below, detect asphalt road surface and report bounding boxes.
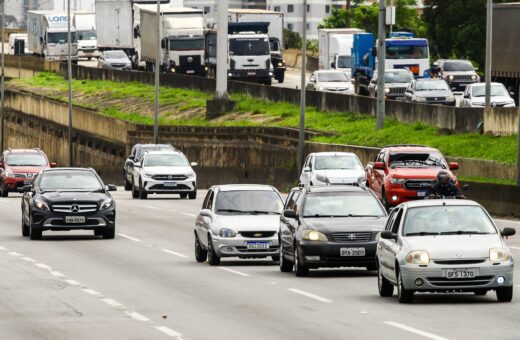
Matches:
[1,189,519,340]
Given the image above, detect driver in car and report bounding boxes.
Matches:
[428,171,464,199]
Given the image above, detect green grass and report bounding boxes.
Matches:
[459,176,516,185]
[9,72,519,165]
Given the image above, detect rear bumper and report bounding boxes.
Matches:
[299,241,378,269]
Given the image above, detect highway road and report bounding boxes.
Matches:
[1,189,520,340]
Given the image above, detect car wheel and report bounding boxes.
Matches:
[378,264,394,297]
[102,226,115,239]
[294,245,309,277]
[180,193,187,199]
[382,189,391,211]
[207,235,220,266]
[397,267,414,303]
[474,289,488,296]
[21,213,30,237]
[1,182,8,197]
[138,179,148,199]
[132,179,139,199]
[279,243,294,273]
[194,233,207,263]
[188,190,197,200]
[29,215,42,240]
[124,174,132,191]
[496,286,513,302]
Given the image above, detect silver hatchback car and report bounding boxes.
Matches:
[377,199,515,303]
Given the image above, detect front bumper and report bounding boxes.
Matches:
[171,64,206,75]
[212,234,279,258]
[142,176,196,194]
[384,185,429,206]
[228,69,271,80]
[299,241,378,269]
[31,207,115,231]
[78,49,100,58]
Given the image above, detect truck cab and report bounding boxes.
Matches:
[385,37,430,78]
[228,31,272,85]
[44,28,78,61]
[160,30,205,74]
[74,12,99,60]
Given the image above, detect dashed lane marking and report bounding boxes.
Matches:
[384,321,449,340]
[64,279,81,286]
[287,288,333,303]
[0,246,7,251]
[102,298,124,308]
[50,271,65,278]
[161,248,189,258]
[181,212,196,217]
[82,288,101,296]
[219,267,251,277]
[34,263,52,271]
[118,233,142,242]
[125,311,150,322]
[155,326,184,338]
[143,205,160,210]
[8,251,21,256]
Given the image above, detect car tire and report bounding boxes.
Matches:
[138,180,148,199]
[207,235,221,266]
[188,190,197,200]
[1,182,8,197]
[124,174,132,191]
[132,179,139,199]
[378,265,394,297]
[474,289,488,296]
[294,245,309,277]
[21,214,30,237]
[279,243,293,273]
[496,286,513,302]
[102,226,115,239]
[382,188,391,211]
[277,73,285,83]
[397,267,414,303]
[194,233,207,263]
[29,216,42,240]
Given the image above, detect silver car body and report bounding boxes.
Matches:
[306,70,355,95]
[460,82,516,108]
[300,152,365,187]
[378,199,514,293]
[98,50,132,70]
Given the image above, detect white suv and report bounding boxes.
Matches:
[460,82,515,108]
[132,150,197,199]
[299,152,365,187]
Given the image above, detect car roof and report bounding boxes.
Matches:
[315,70,347,74]
[143,150,182,155]
[296,185,369,194]
[400,199,481,209]
[384,145,439,153]
[4,148,44,154]
[415,78,445,82]
[42,167,94,172]
[216,184,276,192]
[309,152,358,157]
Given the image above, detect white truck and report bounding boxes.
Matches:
[228,9,285,83]
[138,5,206,74]
[27,11,78,61]
[318,28,364,77]
[73,12,99,60]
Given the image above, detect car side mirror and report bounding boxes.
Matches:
[303,166,311,172]
[501,227,516,237]
[463,94,470,99]
[22,185,32,192]
[461,184,470,191]
[50,162,57,168]
[331,62,336,69]
[128,155,135,161]
[200,209,212,217]
[134,162,141,168]
[107,184,117,192]
[510,92,515,96]
[371,47,377,57]
[283,209,297,219]
[190,162,198,167]
[380,230,397,240]
[474,67,479,71]
[374,162,385,170]
[448,162,459,171]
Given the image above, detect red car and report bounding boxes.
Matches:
[365,145,459,208]
[0,149,56,197]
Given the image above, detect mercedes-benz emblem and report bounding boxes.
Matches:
[71,204,80,213]
[168,175,173,180]
[187,57,193,63]
[456,251,463,257]
[347,234,356,240]
[492,102,497,107]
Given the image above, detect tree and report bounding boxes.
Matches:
[283,28,302,50]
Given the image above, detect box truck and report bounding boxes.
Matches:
[318,28,364,77]
[73,12,99,59]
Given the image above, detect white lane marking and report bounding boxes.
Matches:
[181,212,196,217]
[50,271,65,278]
[8,251,22,256]
[82,288,101,296]
[64,279,81,286]
[288,288,333,303]
[509,246,520,250]
[118,233,141,242]
[21,256,35,262]
[155,326,183,338]
[219,267,251,277]
[0,246,7,251]
[162,248,189,258]
[385,321,449,340]
[102,298,123,308]
[126,311,150,322]
[35,263,52,271]
[143,205,160,210]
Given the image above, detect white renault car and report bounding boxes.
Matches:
[460,82,516,108]
[194,185,284,265]
[299,152,366,187]
[132,150,197,199]
[306,70,355,94]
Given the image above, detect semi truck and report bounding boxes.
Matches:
[205,22,272,85]
[73,12,99,60]
[318,28,364,77]
[351,32,430,95]
[138,5,206,74]
[27,11,78,61]
[228,9,285,83]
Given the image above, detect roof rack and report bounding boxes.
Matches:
[383,144,428,148]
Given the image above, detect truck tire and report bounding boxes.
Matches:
[277,73,285,83]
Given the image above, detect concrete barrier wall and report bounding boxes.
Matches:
[484,107,520,135]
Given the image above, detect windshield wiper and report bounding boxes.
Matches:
[345,214,382,217]
[243,210,280,215]
[439,231,492,235]
[39,189,56,193]
[405,232,440,236]
[216,209,244,214]
[303,214,336,218]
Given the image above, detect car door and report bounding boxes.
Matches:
[126,145,137,182]
[307,73,316,91]
[299,155,313,186]
[378,208,397,277]
[196,189,214,247]
[405,82,414,102]
[386,208,404,282]
[371,150,386,198]
[280,190,301,260]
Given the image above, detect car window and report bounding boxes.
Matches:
[304,155,312,169]
[309,74,315,82]
[285,191,300,210]
[202,190,213,209]
[385,209,398,231]
[392,209,403,234]
[375,150,385,163]
[207,191,214,210]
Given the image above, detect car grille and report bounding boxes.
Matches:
[326,88,348,92]
[453,75,475,81]
[14,173,37,179]
[180,55,201,66]
[148,184,190,190]
[388,87,406,95]
[152,174,188,181]
[52,203,98,213]
[426,276,494,287]
[240,231,276,238]
[235,246,279,253]
[330,232,372,243]
[404,179,435,191]
[110,63,127,68]
[425,96,447,102]
[433,259,486,265]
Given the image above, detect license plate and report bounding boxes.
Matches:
[23,180,32,185]
[164,181,177,187]
[446,268,477,279]
[247,71,256,76]
[246,242,269,250]
[417,190,427,197]
[65,216,85,224]
[340,247,365,256]
[186,70,195,74]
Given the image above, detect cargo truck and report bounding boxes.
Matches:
[318,28,364,77]
[138,5,206,74]
[73,12,99,60]
[228,9,285,83]
[27,11,78,61]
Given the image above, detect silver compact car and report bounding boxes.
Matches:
[377,199,515,303]
[194,185,284,265]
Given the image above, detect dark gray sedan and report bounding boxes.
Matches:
[98,50,132,70]
[404,78,456,106]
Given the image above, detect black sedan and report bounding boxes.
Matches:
[279,185,388,276]
[21,168,117,240]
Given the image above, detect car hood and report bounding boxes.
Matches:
[470,96,514,104]
[386,83,410,88]
[303,216,387,233]
[315,169,365,183]
[142,166,193,175]
[415,90,452,97]
[403,234,503,259]
[318,81,353,88]
[7,165,47,173]
[106,58,130,64]
[39,191,109,204]
[215,214,280,232]
[388,167,451,179]
[444,71,476,76]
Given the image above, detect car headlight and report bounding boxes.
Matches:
[415,96,427,102]
[317,86,325,91]
[471,75,477,80]
[186,171,195,178]
[406,250,430,264]
[302,229,328,241]
[219,228,236,238]
[473,102,485,106]
[490,248,510,262]
[35,199,50,211]
[278,62,283,67]
[4,169,14,178]
[315,174,329,183]
[100,199,113,210]
[446,95,455,101]
[389,177,405,185]
[143,172,153,178]
[384,87,390,94]
[448,75,454,81]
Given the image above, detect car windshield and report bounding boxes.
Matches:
[386,45,428,59]
[403,205,496,236]
[337,55,351,69]
[6,153,47,166]
[389,152,447,169]
[215,190,283,215]
[416,80,449,91]
[39,171,103,191]
[104,51,128,59]
[169,37,204,51]
[314,155,363,170]
[47,32,76,44]
[144,154,188,167]
[471,84,509,97]
[303,192,386,218]
[443,61,474,72]
[317,72,349,82]
[385,71,413,83]
[77,30,96,40]
[229,38,270,56]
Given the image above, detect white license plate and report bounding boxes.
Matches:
[23,180,32,185]
[246,242,269,250]
[164,181,177,187]
[340,247,365,256]
[446,268,477,279]
[186,70,195,74]
[417,190,427,197]
[65,216,85,224]
[247,72,256,76]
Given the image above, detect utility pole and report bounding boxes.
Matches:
[298,0,307,176]
[67,0,73,166]
[376,0,386,130]
[0,0,5,152]
[485,0,492,108]
[389,0,394,34]
[153,0,160,144]
[216,0,228,99]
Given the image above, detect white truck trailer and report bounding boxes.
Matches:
[228,9,285,83]
[138,5,205,74]
[318,28,364,76]
[73,12,99,60]
[27,11,78,61]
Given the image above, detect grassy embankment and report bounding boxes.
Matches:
[9,72,517,184]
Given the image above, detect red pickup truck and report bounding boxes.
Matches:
[365,145,459,208]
